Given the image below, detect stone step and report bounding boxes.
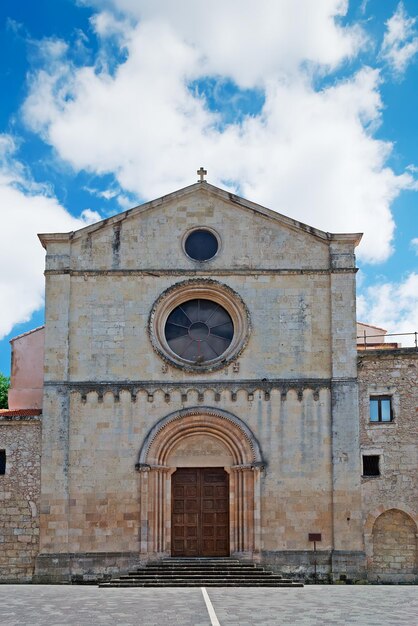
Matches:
[136,561,257,566]
[124,568,274,577]
[99,580,303,588]
[130,572,276,576]
[134,563,262,569]
[162,557,241,560]
[123,570,279,576]
[130,567,266,573]
[119,575,289,581]
[99,579,301,585]
[158,560,243,565]
[114,575,295,583]
[98,557,304,588]
[145,561,255,566]
[114,576,291,581]
[128,567,262,574]
[160,558,244,563]
[136,562,255,564]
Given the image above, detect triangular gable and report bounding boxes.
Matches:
[38,182,362,248]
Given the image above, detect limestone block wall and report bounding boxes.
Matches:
[37,383,339,579]
[370,509,416,580]
[0,418,41,581]
[68,187,331,273]
[36,185,364,581]
[329,249,363,574]
[358,349,418,582]
[63,273,332,383]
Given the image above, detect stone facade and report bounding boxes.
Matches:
[1,181,416,583]
[32,182,364,582]
[359,349,418,582]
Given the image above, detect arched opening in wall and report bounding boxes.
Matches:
[370,509,417,582]
[137,408,264,560]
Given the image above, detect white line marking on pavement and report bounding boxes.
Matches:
[201,587,221,626]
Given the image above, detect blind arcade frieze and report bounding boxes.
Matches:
[45,378,336,404]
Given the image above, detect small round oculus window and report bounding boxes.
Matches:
[184,229,218,261]
[164,299,233,363]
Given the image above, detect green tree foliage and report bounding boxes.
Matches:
[0,373,10,409]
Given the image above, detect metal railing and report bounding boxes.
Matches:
[357,331,418,349]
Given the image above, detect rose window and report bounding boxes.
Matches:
[164,299,234,363]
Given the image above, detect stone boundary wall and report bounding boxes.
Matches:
[358,348,418,583]
[0,418,41,582]
[358,349,418,514]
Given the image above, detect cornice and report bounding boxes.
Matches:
[358,347,418,361]
[44,267,358,276]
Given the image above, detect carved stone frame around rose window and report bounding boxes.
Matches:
[148,279,251,373]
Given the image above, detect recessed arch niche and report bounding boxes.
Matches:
[136,407,264,559]
[366,508,417,582]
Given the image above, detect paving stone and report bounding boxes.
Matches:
[209,586,418,625]
[0,585,417,626]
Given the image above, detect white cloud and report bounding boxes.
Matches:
[83,0,366,87]
[84,185,120,200]
[91,10,133,42]
[358,272,418,346]
[21,0,415,265]
[411,237,418,254]
[0,135,100,339]
[381,2,418,75]
[79,208,102,223]
[359,0,370,16]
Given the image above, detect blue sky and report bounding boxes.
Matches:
[1,0,418,375]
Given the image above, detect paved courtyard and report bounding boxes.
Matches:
[0,585,417,626]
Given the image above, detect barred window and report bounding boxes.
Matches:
[363,455,380,477]
[0,449,5,475]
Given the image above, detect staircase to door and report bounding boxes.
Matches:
[98,558,305,587]
[172,467,229,557]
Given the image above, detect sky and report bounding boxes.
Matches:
[1,0,418,376]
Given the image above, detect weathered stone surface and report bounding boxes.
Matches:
[6,183,416,584]
[0,419,41,581]
[359,349,418,582]
[31,184,366,582]
[370,509,416,582]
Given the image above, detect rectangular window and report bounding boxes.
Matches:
[363,455,380,477]
[0,449,5,475]
[370,396,393,422]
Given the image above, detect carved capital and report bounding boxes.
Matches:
[135,463,151,473]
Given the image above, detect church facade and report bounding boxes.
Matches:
[1,180,417,583]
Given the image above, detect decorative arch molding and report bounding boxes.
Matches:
[364,504,418,537]
[137,407,264,560]
[137,406,264,469]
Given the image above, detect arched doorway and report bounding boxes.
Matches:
[137,407,264,560]
[369,509,417,582]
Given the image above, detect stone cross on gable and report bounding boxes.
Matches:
[197,167,207,182]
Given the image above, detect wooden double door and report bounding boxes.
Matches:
[172,467,229,557]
